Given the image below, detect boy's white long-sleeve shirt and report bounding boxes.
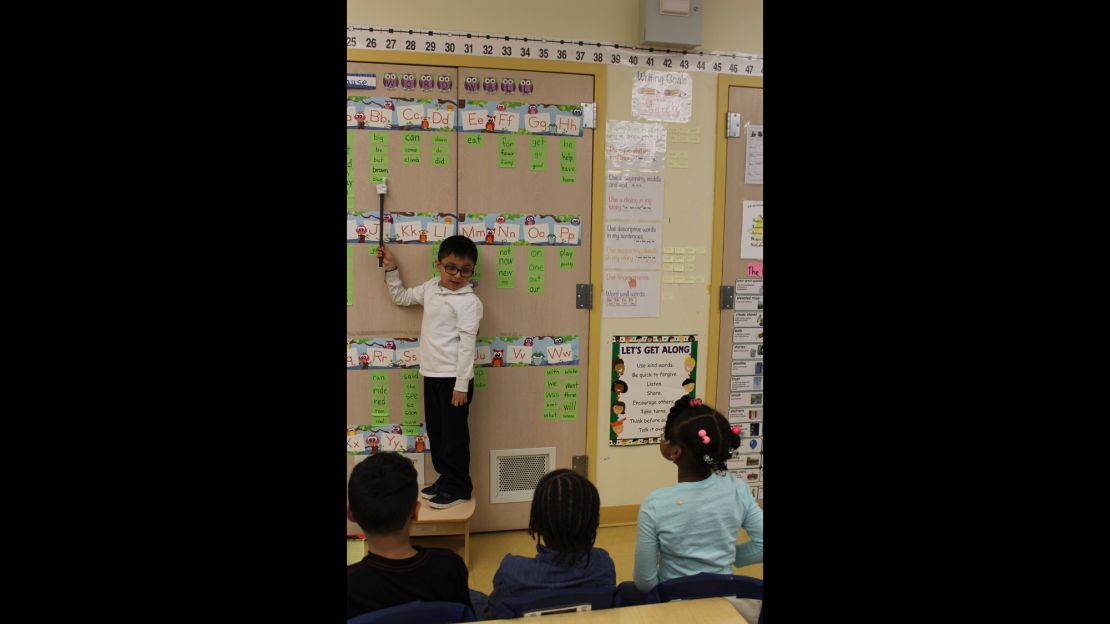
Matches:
[385,271,483,393]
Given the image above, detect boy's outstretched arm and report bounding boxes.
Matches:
[378,245,397,271]
[379,245,424,307]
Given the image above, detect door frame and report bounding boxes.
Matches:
[706,74,763,406]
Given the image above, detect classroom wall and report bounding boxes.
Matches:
[348,0,763,508]
[348,0,762,56]
[595,66,723,507]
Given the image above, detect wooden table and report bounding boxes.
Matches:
[410,497,476,566]
[485,597,745,623]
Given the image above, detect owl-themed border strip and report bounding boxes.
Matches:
[346,212,583,246]
[347,423,429,455]
[348,96,584,137]
[347,336,580,370]
[364,73,535,96]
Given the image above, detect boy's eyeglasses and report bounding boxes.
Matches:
[440,264,474,277]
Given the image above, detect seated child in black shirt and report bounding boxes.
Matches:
[347,452,471,618]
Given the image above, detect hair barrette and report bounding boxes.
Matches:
[703,453,715,465]
[689,398,704,407]
[698,429,710,444]
[732,426,741,436]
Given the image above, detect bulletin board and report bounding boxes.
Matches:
[346,51,606,533]
[707,75,764,504]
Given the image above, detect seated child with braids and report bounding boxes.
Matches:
[632,396,764,592]
[483,469,616,615]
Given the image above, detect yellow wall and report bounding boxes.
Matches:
[347,0,762,507]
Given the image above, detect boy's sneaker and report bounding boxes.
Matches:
[419,482,440,500]
[428,491,468,509]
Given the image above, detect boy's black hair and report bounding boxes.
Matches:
[527,469,601,566]
[664,397,741,474]
[612,380,628,393]
[348,452,418,534]
[438,234,478,264]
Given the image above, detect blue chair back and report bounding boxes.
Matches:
[649,572,763,603]
[347,600,476,624]
[491,586,617,619]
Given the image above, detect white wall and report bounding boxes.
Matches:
[348,0,762,507]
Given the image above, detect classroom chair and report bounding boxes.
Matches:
[633,573,763,622]
[347,600,477,624]
[647,572,763,603]
[490,586,618,619]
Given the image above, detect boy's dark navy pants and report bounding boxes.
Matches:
[423,376,474,499]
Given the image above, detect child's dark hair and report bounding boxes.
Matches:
[612,380,628,393]
[438,234,478,264]
[348,452,418,534]
[528,469,601,566]
[664,396,741,474]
